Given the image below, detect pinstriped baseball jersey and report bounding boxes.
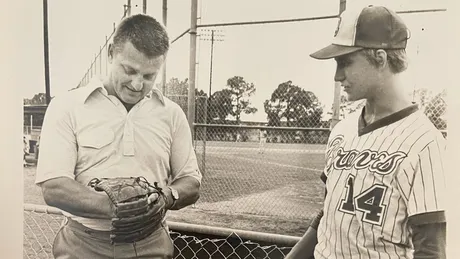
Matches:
[314,105,447,259]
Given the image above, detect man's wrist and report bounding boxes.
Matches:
[166,186,178,210]
[163,187,174,210]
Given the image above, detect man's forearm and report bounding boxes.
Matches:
[412,222,446,259]
[168,176,200,210]
[41,177,113,219]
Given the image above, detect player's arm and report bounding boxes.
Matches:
[285,209,323,259]
[167,108,202,210]
[400,136,447,259]
[35,97,114,219]
[40,177,114,219]
[410,216,446,259]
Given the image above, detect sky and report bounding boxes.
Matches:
[21,0,449,122]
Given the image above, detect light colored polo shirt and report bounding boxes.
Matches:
[35,78,202,230]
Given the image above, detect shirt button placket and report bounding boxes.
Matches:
[123,115,135,156]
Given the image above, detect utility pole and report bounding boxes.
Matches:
[126,0,131,16]
[162,0,168,95]
[331,0,346,129]
[187,0,198,135]
[43,0,51,105]
[209,30,215,98]
[143,0,147,14]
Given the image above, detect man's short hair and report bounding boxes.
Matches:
[362,49,408,74]
[112,14,169,58]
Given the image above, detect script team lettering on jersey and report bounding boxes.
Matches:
[325,135,407,175]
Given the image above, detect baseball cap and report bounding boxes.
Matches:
[310,5,410,60]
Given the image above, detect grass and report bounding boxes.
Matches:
[24,141,327,238]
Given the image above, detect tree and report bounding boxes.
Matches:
[264,81,323,128]
[165,78,189,96]
[334,95,365,120]
[195,89,208,124]
[163,77,208,123]
[227,76,258,124]
[208,89,233,123]
[24,93,47,105]
[207,76,258,124]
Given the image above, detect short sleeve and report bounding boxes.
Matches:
[169,107,202,184]
[35,97,78,185]
[397,138,447,223]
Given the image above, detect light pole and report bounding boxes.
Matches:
[197,29,224,176]
[331,0,347,129]
[198,29,224,139]
[199,29,224,98]
[43,0,51,105]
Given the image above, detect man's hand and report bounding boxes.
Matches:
[148,185,173,210]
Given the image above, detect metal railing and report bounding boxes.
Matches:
[24,204,298,259]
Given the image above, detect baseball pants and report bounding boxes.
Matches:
[52,217,174,259]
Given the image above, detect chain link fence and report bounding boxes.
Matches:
[163,80,447,235]
[23,204,295,259]
[54,0,448,243]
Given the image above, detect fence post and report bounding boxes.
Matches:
[43,0,51,105]
[330,0,347,129]
[187,0,198,138]
[202,97,207,176]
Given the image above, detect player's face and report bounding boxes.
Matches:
[108,41,164,104]
[334,51,380,102]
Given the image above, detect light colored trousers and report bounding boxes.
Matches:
[52,217,174,259]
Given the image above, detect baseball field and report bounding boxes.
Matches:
[24,141,327,238]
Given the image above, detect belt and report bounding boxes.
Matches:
[65,217,164,244]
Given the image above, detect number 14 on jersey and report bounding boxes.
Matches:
[338,174,388,226]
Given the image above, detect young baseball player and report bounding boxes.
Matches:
[286,5,447,259]
[36,14,202,258]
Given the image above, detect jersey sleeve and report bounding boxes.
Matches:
[397,137,447,224]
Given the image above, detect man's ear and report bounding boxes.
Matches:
[375,49,388,69]
[108,44,114,63]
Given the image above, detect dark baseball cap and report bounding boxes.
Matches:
[310,5,410,60]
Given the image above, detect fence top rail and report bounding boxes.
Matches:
[193,123,331,131]
[168,221,301,247]
[196,14,339,28]
[23,203,301,247]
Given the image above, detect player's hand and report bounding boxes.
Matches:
[100,193,117,218]
[148,186,173,210]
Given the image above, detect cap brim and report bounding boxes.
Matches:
[310,44,363,60]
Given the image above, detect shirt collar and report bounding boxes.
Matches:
[80,77,165,105]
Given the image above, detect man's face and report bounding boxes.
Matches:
[333,51,381,102]
[108,41,165,104]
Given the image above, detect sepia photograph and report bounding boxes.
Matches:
[2,0,458,258]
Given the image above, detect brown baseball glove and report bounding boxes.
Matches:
[88,176,167,244]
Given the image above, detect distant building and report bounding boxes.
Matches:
[23,104,47,154]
